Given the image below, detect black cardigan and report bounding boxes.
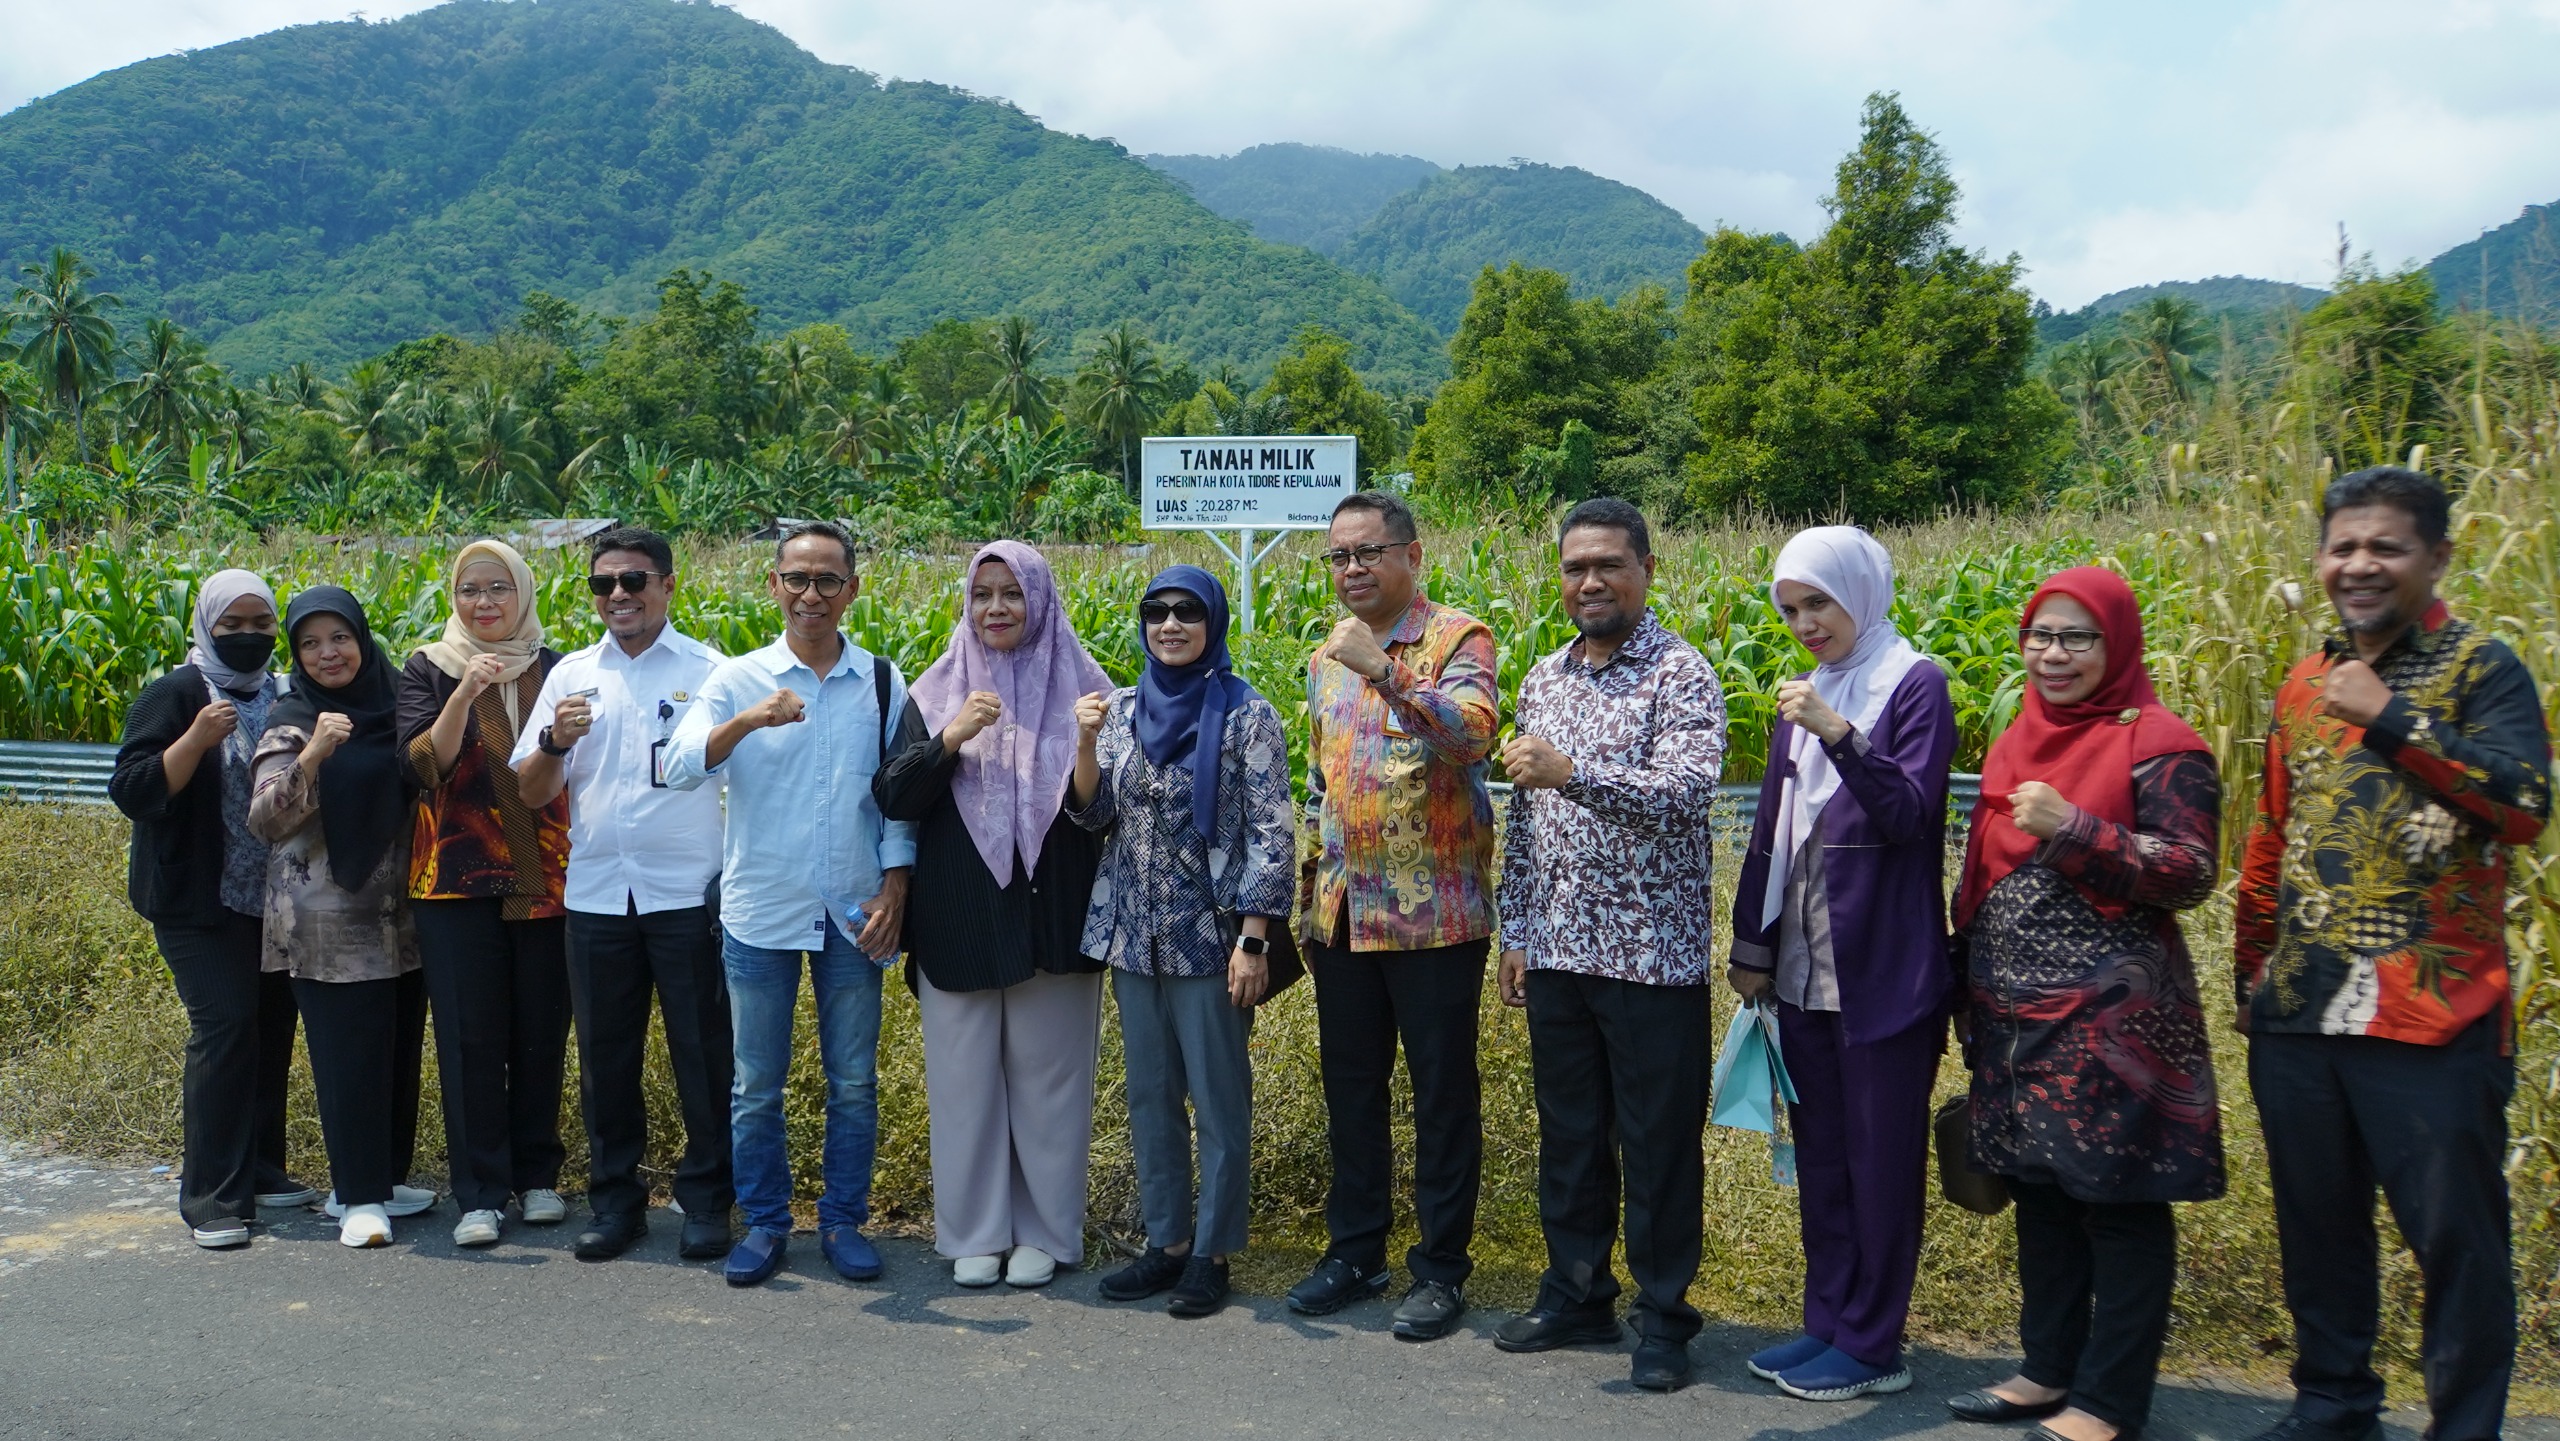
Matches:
[110,665,241,928]
[871,698,1103,992]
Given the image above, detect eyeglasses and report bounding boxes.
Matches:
[1319,543,1399,572]
[777,571,850,597]
[2018,627,2104,654]
[586,570,668,597]
[1139,597,1210,625]
[456,582,518,603]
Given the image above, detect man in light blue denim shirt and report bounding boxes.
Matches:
[665,520,915,1288]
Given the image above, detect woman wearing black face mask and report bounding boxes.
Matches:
[111,569,310,1249]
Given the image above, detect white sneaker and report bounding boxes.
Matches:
[952,1254,1003,1287]
[338,1204,392,1249]
[1005,1246,1057,1288]
[191,1219,251,1250]
[453,1209,503,1248]
[325,1185,436,1219]
[518,1188,568,1225]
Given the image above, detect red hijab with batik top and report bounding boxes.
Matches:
[1955,566,2207,929]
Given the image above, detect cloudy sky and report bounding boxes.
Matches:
[7,0,2556,308]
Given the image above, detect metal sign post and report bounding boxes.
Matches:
[1139,435,1358,644]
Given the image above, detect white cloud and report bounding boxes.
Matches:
[5,0,2556,307]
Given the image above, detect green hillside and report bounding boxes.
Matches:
[1143,143,1442,255]
[0,0,1442,380]
[1333,162,1706,334]
[2037,275,2326,348]
[2429,202,2558,324]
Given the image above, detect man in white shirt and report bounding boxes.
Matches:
[511,527,732,1265]
[664,519,915,1289]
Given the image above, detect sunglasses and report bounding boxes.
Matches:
[1139,597,1210,626]
[587,570,668,597]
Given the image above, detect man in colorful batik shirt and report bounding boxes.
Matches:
[1285,490,1502,1342]
[2236,466,2550,1441]
[1493,498,1728,1395]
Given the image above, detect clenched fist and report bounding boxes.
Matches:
[456,652,509,701]
[745,689,806,730]
[2007,780,2073,840]
[302,711,356,767]
[1321,615,1392,682]
[1499,733,1573,790]
[943,690,1003,750]
[1074,690,1112,744]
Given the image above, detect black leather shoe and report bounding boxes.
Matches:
[1947,1388,2069,1423]
[1630,1338,1694,1392]
[1165,1255,1231,1318]
[678,1210,733,1261]
[1390,1279,1465,1341]
[573,1211,647,1261]
[1493,1309,1624,1353]
[1098,1247,1186,1302]
[1287,1256,1390,1316]
[2244,1419,2380,1441]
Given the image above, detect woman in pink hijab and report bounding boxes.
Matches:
[873,540,1115,1290]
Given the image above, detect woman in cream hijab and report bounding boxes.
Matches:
[1724,526,1959,1403]
[395,538,574,1249]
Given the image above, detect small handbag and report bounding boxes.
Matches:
[1934,1093,2012,1216]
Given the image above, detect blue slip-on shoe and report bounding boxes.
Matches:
[1746,1333,1832,1381]
[723,1226,789,1287]
[1775,1345,1914,1401]
[820,1224,883,1282]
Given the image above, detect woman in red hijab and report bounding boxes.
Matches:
[1945,568,2226,1441]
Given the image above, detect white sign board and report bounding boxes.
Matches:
[1140,436,1357,531]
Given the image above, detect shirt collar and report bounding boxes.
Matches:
[595,625,689,667]
[1386,594,1432,648]
[1562,607,1669,677]
[2323,597,2453,665]
[758,631,860,682]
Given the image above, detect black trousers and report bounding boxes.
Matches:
[2011,1180,2177,1430]
[566,904,734,1219]
[1307,935,1487,1285]
[414,899,571,1212]
[2249,1018,2516,1441]
[155,914,297,1229]
[292,970,426,1208]
[1524,968,1709,1343]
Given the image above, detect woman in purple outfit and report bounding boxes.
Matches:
[1727,525,1957,1403]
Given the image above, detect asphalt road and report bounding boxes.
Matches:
[0,1144,2536,1441]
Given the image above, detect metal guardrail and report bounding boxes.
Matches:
[0,740,118,806]
[0,737,1983,833]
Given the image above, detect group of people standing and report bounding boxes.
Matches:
[112,464,2541,1441]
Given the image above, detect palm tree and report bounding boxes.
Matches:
[9,248,122,462]
[452,382,551,508]
[2118,296,2215,416]
[111,317,219,453]
[326,361,405,464]
[1075,322,1164,488]
[811,370,913,484]
[2046,338,2119,436]
[758,335,829,437]
[983,316,1053,428]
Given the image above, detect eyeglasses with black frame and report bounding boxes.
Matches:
[586,570,670,597]
[1318,543,1400,572]
[1139,597,1210,626]
[777,571,851,598]
[2018,626,2104,654]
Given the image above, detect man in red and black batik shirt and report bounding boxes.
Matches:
[2236,467,2551,1441]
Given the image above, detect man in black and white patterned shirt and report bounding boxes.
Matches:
[1493,498,1728,1394]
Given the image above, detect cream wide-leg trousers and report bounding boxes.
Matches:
[916,968,1105,1264]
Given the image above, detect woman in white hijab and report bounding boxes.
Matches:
[108,569,310,1247]
[1724,526,1959,1403]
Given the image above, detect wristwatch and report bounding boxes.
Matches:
[1235,934,1269,956]
[537,725,573,757]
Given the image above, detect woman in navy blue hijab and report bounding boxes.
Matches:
[1069,564,1296,1319]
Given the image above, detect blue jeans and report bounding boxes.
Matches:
[722,924,883,1235]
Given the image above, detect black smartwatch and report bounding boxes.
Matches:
[1235,934,1269,956]
[537,725,573,757]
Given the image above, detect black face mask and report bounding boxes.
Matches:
[210,632,276,674]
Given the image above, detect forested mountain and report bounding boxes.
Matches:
[0,0,1443,379]
[1142,144,1443,254]
[1333,163,1708,334]
[2428,202,2558,324]
[2037,275,2327,348]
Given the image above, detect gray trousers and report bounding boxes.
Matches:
[1113,968,1254,1257]
[918,969,1104,1264]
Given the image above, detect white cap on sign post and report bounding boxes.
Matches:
[1139,435,1358,639]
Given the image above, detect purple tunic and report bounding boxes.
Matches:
[1729,661,1958,1047]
